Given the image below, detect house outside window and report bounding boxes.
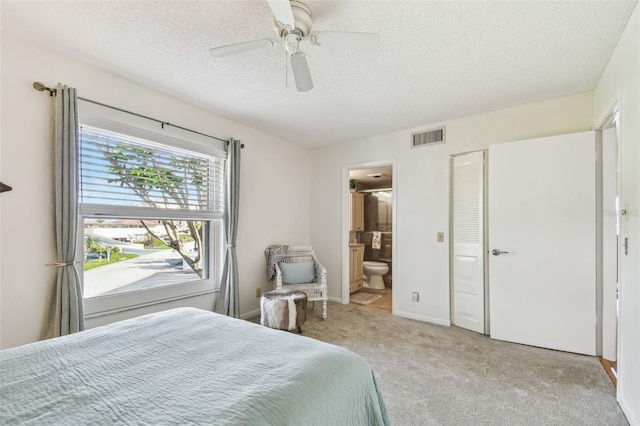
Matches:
[79,125,225,316]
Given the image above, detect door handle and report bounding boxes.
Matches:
[491,249,509,256]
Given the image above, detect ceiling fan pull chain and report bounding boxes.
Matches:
[284,49,289,89]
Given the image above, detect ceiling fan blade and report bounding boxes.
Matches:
[209,39,275,57]
[311,32,381,51]
[266,0,295,27]
[290,52,313,92]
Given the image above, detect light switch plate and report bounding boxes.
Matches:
[437,232,445,242]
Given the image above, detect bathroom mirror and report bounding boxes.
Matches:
[376,194,392,232]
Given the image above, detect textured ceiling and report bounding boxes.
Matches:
[1,1,637,148]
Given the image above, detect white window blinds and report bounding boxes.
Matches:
[79,126,224,217]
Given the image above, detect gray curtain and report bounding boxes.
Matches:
[215,139,241,317]
[43,83,84,338]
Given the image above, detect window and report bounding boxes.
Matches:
[79,125,225,316]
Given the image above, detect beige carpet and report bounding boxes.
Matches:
[275,302,628,426]
[350,292,383,305]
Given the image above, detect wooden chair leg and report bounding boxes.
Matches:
[321,300,327,320]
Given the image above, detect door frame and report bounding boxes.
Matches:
[449,149,489,334]
[342,159,397,310]
[596,101,621,361]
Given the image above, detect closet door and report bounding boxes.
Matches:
[451,151,486,334]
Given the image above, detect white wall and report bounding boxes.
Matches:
[310,92,593,324]
[0,34,310,348]
[594,5,640,425]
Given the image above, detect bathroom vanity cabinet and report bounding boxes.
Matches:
[350,192,364,231]
[349,244,364,293]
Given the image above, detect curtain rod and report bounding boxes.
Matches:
[33,82,244,148]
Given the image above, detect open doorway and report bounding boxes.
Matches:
[344,162,395,312]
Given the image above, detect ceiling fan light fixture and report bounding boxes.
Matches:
[285,32,301,54]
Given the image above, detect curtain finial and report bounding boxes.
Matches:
[33,81,57,96]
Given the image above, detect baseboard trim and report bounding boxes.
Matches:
[394,310,451,326]
[328,296,343,304]
[618,394,638,426]
[240,308,260,320]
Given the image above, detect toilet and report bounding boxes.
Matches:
[363,261,389,290]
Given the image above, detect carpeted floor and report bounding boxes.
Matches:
[263,301,628,426]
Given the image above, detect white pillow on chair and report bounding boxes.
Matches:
[279,262,315,284]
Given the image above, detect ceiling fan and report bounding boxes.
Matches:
[209,0,380,92]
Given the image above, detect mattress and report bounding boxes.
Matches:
[0,307,389,425]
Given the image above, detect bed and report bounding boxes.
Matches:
[0,307,389,425]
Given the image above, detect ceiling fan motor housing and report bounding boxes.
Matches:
[274,1,312,38]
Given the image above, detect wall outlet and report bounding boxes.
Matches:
[256,288,262,298]
[412,292,419,302]
[437,232,445,242]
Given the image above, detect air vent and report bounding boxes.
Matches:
[411,126,446,148]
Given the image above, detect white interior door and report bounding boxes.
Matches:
[451,151,485,334]
[488,131,596,356]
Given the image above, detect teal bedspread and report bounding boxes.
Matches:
[0,308,389,425]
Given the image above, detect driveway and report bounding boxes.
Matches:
[83,248,200,298]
